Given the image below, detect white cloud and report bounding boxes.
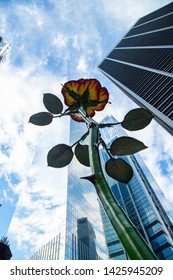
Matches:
[98,0,172,30]
[77,55,88,74]
[53,33,68,48]
[0,57,70,257]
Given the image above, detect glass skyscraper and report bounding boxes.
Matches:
[30,115,173,260]
[99,115,173,260]
[29,120,108,260]
[98,2,173,135]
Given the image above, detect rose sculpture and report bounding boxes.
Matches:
[29,78,157,260]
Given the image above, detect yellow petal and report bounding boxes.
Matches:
[99,87,109,102]
[61,80,80,106]
[78,79,100,100]
[71,113,85,122]
[86,107,95,117]
[91,87,109,111]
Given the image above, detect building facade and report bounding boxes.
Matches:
[30,115,173,260]
[99,115,173,260]
[30,120,108,260]
[98,2,173,135]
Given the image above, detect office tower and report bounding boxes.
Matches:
[77,217,97,260]
[98,2,173,135]
[29,120,108,260]
[30,216,100,260]
[99,115,173,260]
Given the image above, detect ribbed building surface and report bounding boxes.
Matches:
[98,2,173,135]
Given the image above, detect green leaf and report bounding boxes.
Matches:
[47,144,73,168]
[105,158,133,184]
[110,136,147,156]
[75,143,90,167]
[121,108,153,131]
[29,112,53,126]
[43,93,63,114]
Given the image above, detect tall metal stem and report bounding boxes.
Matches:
[89,125,157,260]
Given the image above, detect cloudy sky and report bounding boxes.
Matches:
[0,0,173,259]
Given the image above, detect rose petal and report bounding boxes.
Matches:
[78,79,100,100]
[86,107,95,117]
[91,87,109,111]
[77,78,85,84]
[92,102,107,111]
[71,113,85,122]
[99,87,109,102]
[62,80,80,106]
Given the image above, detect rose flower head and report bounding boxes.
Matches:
[61,78,109,122]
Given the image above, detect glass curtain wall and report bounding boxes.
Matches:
[99,115,173,260]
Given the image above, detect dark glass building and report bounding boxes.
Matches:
[98,2,173,135]
[99,115,173,260]
[77,217,97,260]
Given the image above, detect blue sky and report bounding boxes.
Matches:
[0,0,173,259]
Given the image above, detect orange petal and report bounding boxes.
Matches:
[71,113,85,122]
[86,107,95,117]
[88,79,101,101]
[91,87,109,111]
[78,79,100,100]
[92,102,107,111]
[61,80,80,106]
[62,91,75,106]
[77,78,85,84]
[99,87,109,102]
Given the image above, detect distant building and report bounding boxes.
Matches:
[30,115,173,260]
[99,115,173,260]
[77,217,98,260]
[29,234,62,260]
[0,37,10,62]
[29,120,108,260]
[30,218,101,260]
[98,2,173,135]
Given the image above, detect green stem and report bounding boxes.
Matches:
[78,108,98,126]
[89,125,157,260]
